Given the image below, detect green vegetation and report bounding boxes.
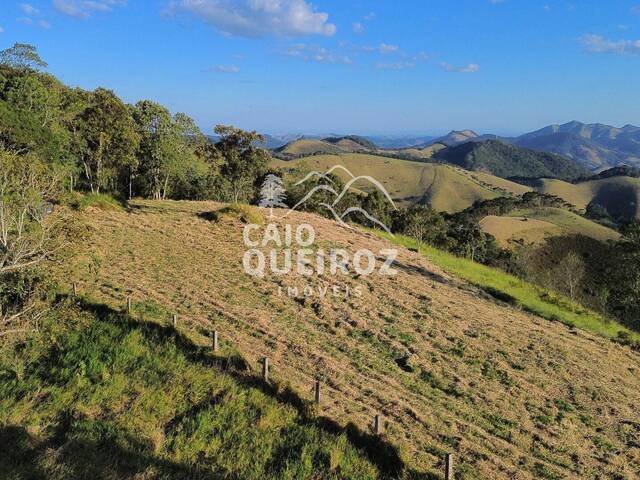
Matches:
[434,140,588,180]
[372,229,640,342]
[0,298,383,479]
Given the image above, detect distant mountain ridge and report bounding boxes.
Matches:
[514,121,640,171]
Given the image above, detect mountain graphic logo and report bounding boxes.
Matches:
[282,165,397,235]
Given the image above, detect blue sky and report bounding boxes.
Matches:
[0,0,639,136]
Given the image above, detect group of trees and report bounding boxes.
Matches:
[0,43,270,205]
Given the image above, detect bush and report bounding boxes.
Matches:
[211,204,263,225]
[76,193,126,211]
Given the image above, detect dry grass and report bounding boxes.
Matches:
[56,200,640,479]
[481,208,619,247]
[273,154,513,211]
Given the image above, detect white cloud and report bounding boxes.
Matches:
[207,64,240,73]
[363,12,375,21]
[0,26,4,33]
[38,19,52,29]
[376,61,415,70]
[17,17,34,25]
[362,43,400,54]
[166,0,336,38]
[20,3,40,15]
[580,34,640,55]
[352,22,363,34]
[53,0,127,19]
[441,62,480,73]
[283,44,351,64]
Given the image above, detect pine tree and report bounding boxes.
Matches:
[259,174,287,218]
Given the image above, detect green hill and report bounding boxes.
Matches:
[434,140,588,180]
[273,153,529,212]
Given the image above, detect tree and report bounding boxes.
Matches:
[0,43,48,71]
[75,88,139,193]
[400,205,447,251]
[215,125,270,203]
[554,252,586,302]
[259,174,287,218]
[0,149,64,335]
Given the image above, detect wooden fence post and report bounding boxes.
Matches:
[262,357,269,382]
[126,296,132,313]
[374,414,382,435]
[173,314,178,328]
[314,380,321,405]
[445,453,454,480]
[72,283,77,297]
[212,330,219,352]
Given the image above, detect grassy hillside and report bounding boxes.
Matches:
[535,177,640,220]
[273,154,527,212]
[48,200,640,479]
[0,299,381,479]
[435,140,588,180]
[274,139,345,157]
[480,207,620,248]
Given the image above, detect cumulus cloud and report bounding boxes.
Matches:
[375,61,415,71]
[580,34,640,55]
[441,62,480,73]
[166,0,336,38]
[20,3,40,16]
[352,22,363,34]
[53,0,127,19]
[283,44,351,64]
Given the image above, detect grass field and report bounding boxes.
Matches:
[480,207,620,247]
[41,199,640,479]
[374,229,636,341]
[273,154,528,211]
[536,177,640,219]
[0,299,381,479]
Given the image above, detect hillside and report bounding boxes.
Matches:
[480,207,621,248]
[272,153,528,211]
[533,176,640,220]
[434,140,588,180]
[516,121,640,170]
[50,200,640,479]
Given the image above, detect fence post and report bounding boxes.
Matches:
[126,296,132,313]
[72,283,77,297]
[445,453,454,480]
[262,357,269,383]
[212,330,219,352]
[173,314,178,328]
[374,414,382,435]
[314,380,321,405]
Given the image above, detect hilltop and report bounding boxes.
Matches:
[49,199,640,479]
[272,153,529,211]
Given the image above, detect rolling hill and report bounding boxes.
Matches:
[515,121,640,170]
[434,140,588,180]
[272,153,529,212]
[480,207,621,248]
[532,176,640,220]
[46,199,640,479]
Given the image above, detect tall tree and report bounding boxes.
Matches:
[75,88,139,194]
[0,43,48,72]
[214,125,270,203]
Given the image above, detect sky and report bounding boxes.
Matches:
[0,0,639,136]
